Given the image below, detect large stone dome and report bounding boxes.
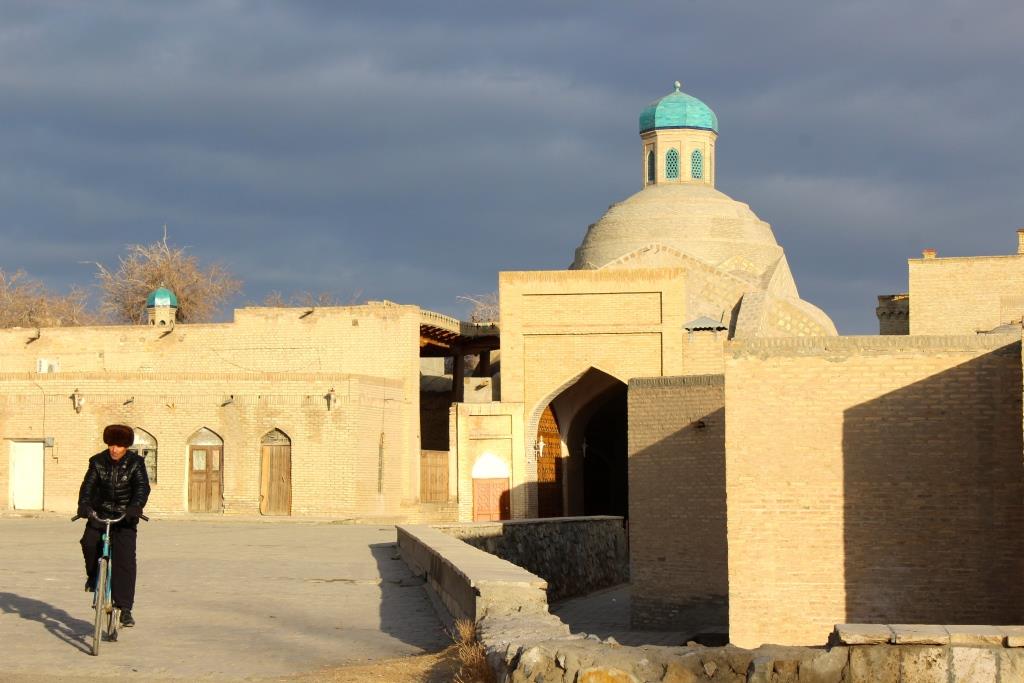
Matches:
[571,183,799,296]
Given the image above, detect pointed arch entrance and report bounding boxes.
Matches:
[529,367,629,519]
[260,429,292,516]
[188,428,224,513]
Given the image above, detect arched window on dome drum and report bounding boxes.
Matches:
[691,149,704,180]
[647,150,655,183]
[665,149,680,179]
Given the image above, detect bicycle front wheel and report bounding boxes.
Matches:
[91,558,108,656]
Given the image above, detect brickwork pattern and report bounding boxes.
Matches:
[910,253,1024,334]
[628,375,728,634]
[725,333,1024,647]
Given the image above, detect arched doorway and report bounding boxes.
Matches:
[188,428,224,513]
[581,389,628,517]
[536,405,563,517]
[472,452,510,521]
[531,368,628,519]
[260,429,292,516]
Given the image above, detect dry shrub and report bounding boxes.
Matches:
[0,269,93,328]
[93,230,241,324]
[453,618,495,683]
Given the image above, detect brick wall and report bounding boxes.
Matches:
[628,375,727,634]
[498,268,688,517]
[726,334,1024,647]
[909,253,1024,334]
[0,303,453,522]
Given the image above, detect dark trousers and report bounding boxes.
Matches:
[80,524,138,611]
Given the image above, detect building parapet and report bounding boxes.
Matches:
[727,333,1021,358]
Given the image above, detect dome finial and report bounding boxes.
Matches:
[674,80,681,92]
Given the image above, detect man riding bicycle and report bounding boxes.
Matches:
[78,424,151,628]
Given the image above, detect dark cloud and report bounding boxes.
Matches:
[1,1,1022,332]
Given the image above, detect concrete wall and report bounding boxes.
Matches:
[0,303,440,520]
[628,375,727,635]
[725,334,1024,647]
[436,516,627,601]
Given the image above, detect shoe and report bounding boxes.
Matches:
[84,579,94,593]
[119,609,135,627]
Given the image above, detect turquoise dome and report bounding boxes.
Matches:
[146,286,178,308]
[639,82,718,134]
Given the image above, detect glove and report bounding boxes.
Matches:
[125,505,143,522]
[76,504,93,519]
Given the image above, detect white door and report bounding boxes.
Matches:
[10,442,44,510]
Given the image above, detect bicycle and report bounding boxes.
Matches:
[71,510,148,656]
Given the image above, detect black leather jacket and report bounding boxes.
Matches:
[78,449,151,526]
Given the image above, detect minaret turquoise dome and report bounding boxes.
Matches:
[639,81,718,134]
[146,286,178,308]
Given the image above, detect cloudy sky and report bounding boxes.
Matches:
[2,1,1022,333]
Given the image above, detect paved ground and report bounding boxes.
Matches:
[551,584,687,647]
[0,516,449,682]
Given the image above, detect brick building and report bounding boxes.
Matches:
[4,82,1022,649]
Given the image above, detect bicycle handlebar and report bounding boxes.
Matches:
[70,511,149,523]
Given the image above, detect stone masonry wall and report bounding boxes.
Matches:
[725,334,1024,648]
[628,374,727,635]
[436,516,627,601]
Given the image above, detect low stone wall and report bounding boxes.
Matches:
[487,623,1024,682]
[397,523,1024,681]
[396,524,551,623]
[434,516,628,601]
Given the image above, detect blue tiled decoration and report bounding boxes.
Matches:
[639,82,718,134]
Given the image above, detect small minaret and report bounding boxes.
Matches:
[146,286,178,328]
[639,81,718,188]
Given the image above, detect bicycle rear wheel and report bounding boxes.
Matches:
[91,558,107,656]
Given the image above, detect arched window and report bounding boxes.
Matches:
[647,150,655,183]
[691,149,704,180]
[132,428,158,484]
[665,149,680,179]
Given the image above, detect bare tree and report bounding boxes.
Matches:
[0,269,93,328]
[457,291,499,323]
[92,231,242,324]
[261,289,365,308]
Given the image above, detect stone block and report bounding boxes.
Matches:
[663,658,703,683]
[899,646,948,683]
[996,648,1024,680]
[945,625,1005,647]
[1005,625,1024,647]
[849,645,898,683]
[797,646,848,683]
[578,667,639,683]
[833,623,893,645]
[950,647,996,682]
[890,624,950,645]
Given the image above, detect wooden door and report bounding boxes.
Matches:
[473,478,510,521]
[536,405,563,517]
[420,450,448,503]
[10,442,44,510]
[189,446,223,513]
[260,444,292,515]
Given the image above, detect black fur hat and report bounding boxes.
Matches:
[102,424,134,448]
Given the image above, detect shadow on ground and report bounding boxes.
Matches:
[369,542,451,652]
[0,592,92,655]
